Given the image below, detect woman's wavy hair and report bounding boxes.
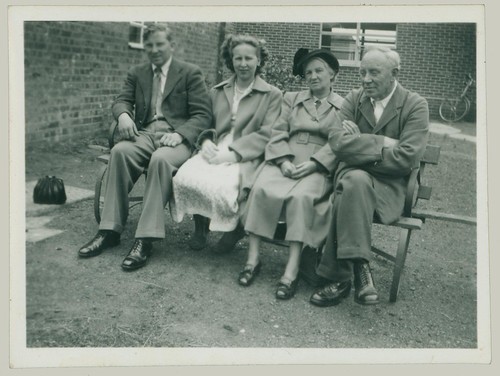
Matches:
[220,34,269,75]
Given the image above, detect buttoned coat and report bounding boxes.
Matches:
[329,83,429,224]
[243,90,344,247]
[112,58,212,147]
[198,75,283,195]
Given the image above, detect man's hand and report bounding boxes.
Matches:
[290,161,318,179]
[383,136,398,148]
[117,113,139,141]
[160,132,184,147]
[200,139,218,161]
[280,160,296,178]
[208,149,238,165]
[342,120,360,135]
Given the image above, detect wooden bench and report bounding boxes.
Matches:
[94,128,454,303]
[369,144,441,302]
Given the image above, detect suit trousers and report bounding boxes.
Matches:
[316,169,377,282]
[99,128,191,239]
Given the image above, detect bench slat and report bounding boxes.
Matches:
[374,216,423,230]
[412,209,477,225]
[417,185,432,200]
[97,154,110,164]
[421,144,440,164]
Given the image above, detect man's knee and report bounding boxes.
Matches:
[149,148,180,173]
[338,169,373,194]
[110,141,134,159]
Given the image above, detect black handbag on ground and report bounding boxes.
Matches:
[33,176,67,205]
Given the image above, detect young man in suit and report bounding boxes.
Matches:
[310,47,429,306]
[78,24,212,270]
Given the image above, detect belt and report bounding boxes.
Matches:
[290,131,326,146]
[144,116,167,126]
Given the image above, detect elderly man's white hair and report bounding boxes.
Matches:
[364,47,401,71]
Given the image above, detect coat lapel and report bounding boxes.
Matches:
[325,91,344,111]
[162,58,183,100]
[223,78,234,109]
[303,97,318,119]
[359,93,377,128]
[294,91,316,119]
[358,94,377,129]
[372,84,406,134]
[137,64,154,112]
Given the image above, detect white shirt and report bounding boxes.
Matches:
[371,81,398,123]
[152,57,173,94]
[232,80,254,120]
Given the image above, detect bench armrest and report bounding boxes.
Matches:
[403,168,419,217]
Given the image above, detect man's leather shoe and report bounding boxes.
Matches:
[78,231,120,258]
[213,223,245,254]
[353,261,379,305]
[121,239,153,271]
[310,280,351,307]
[188,215,210,251]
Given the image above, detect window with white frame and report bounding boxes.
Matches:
[128,22,147,49]
[320,23,397,66]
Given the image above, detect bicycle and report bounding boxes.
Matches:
[439,73,475,123]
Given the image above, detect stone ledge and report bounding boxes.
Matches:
[26,180,94,217]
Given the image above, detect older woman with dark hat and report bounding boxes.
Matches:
[239,48,343,299]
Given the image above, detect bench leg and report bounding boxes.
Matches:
[94,164,108,224]
[389,228,412,302]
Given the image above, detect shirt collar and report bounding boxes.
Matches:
[371,81,398,108]
[152,56,172,76]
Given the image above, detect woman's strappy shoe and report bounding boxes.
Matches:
[238,262,262,287]
[276,276,299,300]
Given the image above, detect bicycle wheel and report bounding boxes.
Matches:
[439,97,470,123]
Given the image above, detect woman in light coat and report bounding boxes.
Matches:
[172,34,282,252]
[239,49,343,300]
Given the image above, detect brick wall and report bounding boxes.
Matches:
[232,22,476,120]
[24,21,476,145]
[396,23,476,120]
[24,21,221,146]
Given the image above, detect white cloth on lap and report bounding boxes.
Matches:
[171,135,240,232]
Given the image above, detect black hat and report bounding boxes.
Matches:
[292,48,340,77]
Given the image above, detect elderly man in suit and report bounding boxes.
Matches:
[78,24,211,270]
[310,47,429,306]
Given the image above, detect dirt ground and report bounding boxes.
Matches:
[23,124,478,351]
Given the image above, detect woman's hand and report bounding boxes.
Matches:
[290,161,318,179]
[200,139,218,161]
[208,149,238,165]
[280,160,296,178]
[342,120,360,135]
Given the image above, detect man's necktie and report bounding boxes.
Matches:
[151,67,163,117]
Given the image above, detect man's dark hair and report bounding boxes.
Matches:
[143,23,174,42]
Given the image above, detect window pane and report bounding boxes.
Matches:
[321,22,397,62]
[129,24,142,44]
[359,23,397,59]
[321,23,359,61]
